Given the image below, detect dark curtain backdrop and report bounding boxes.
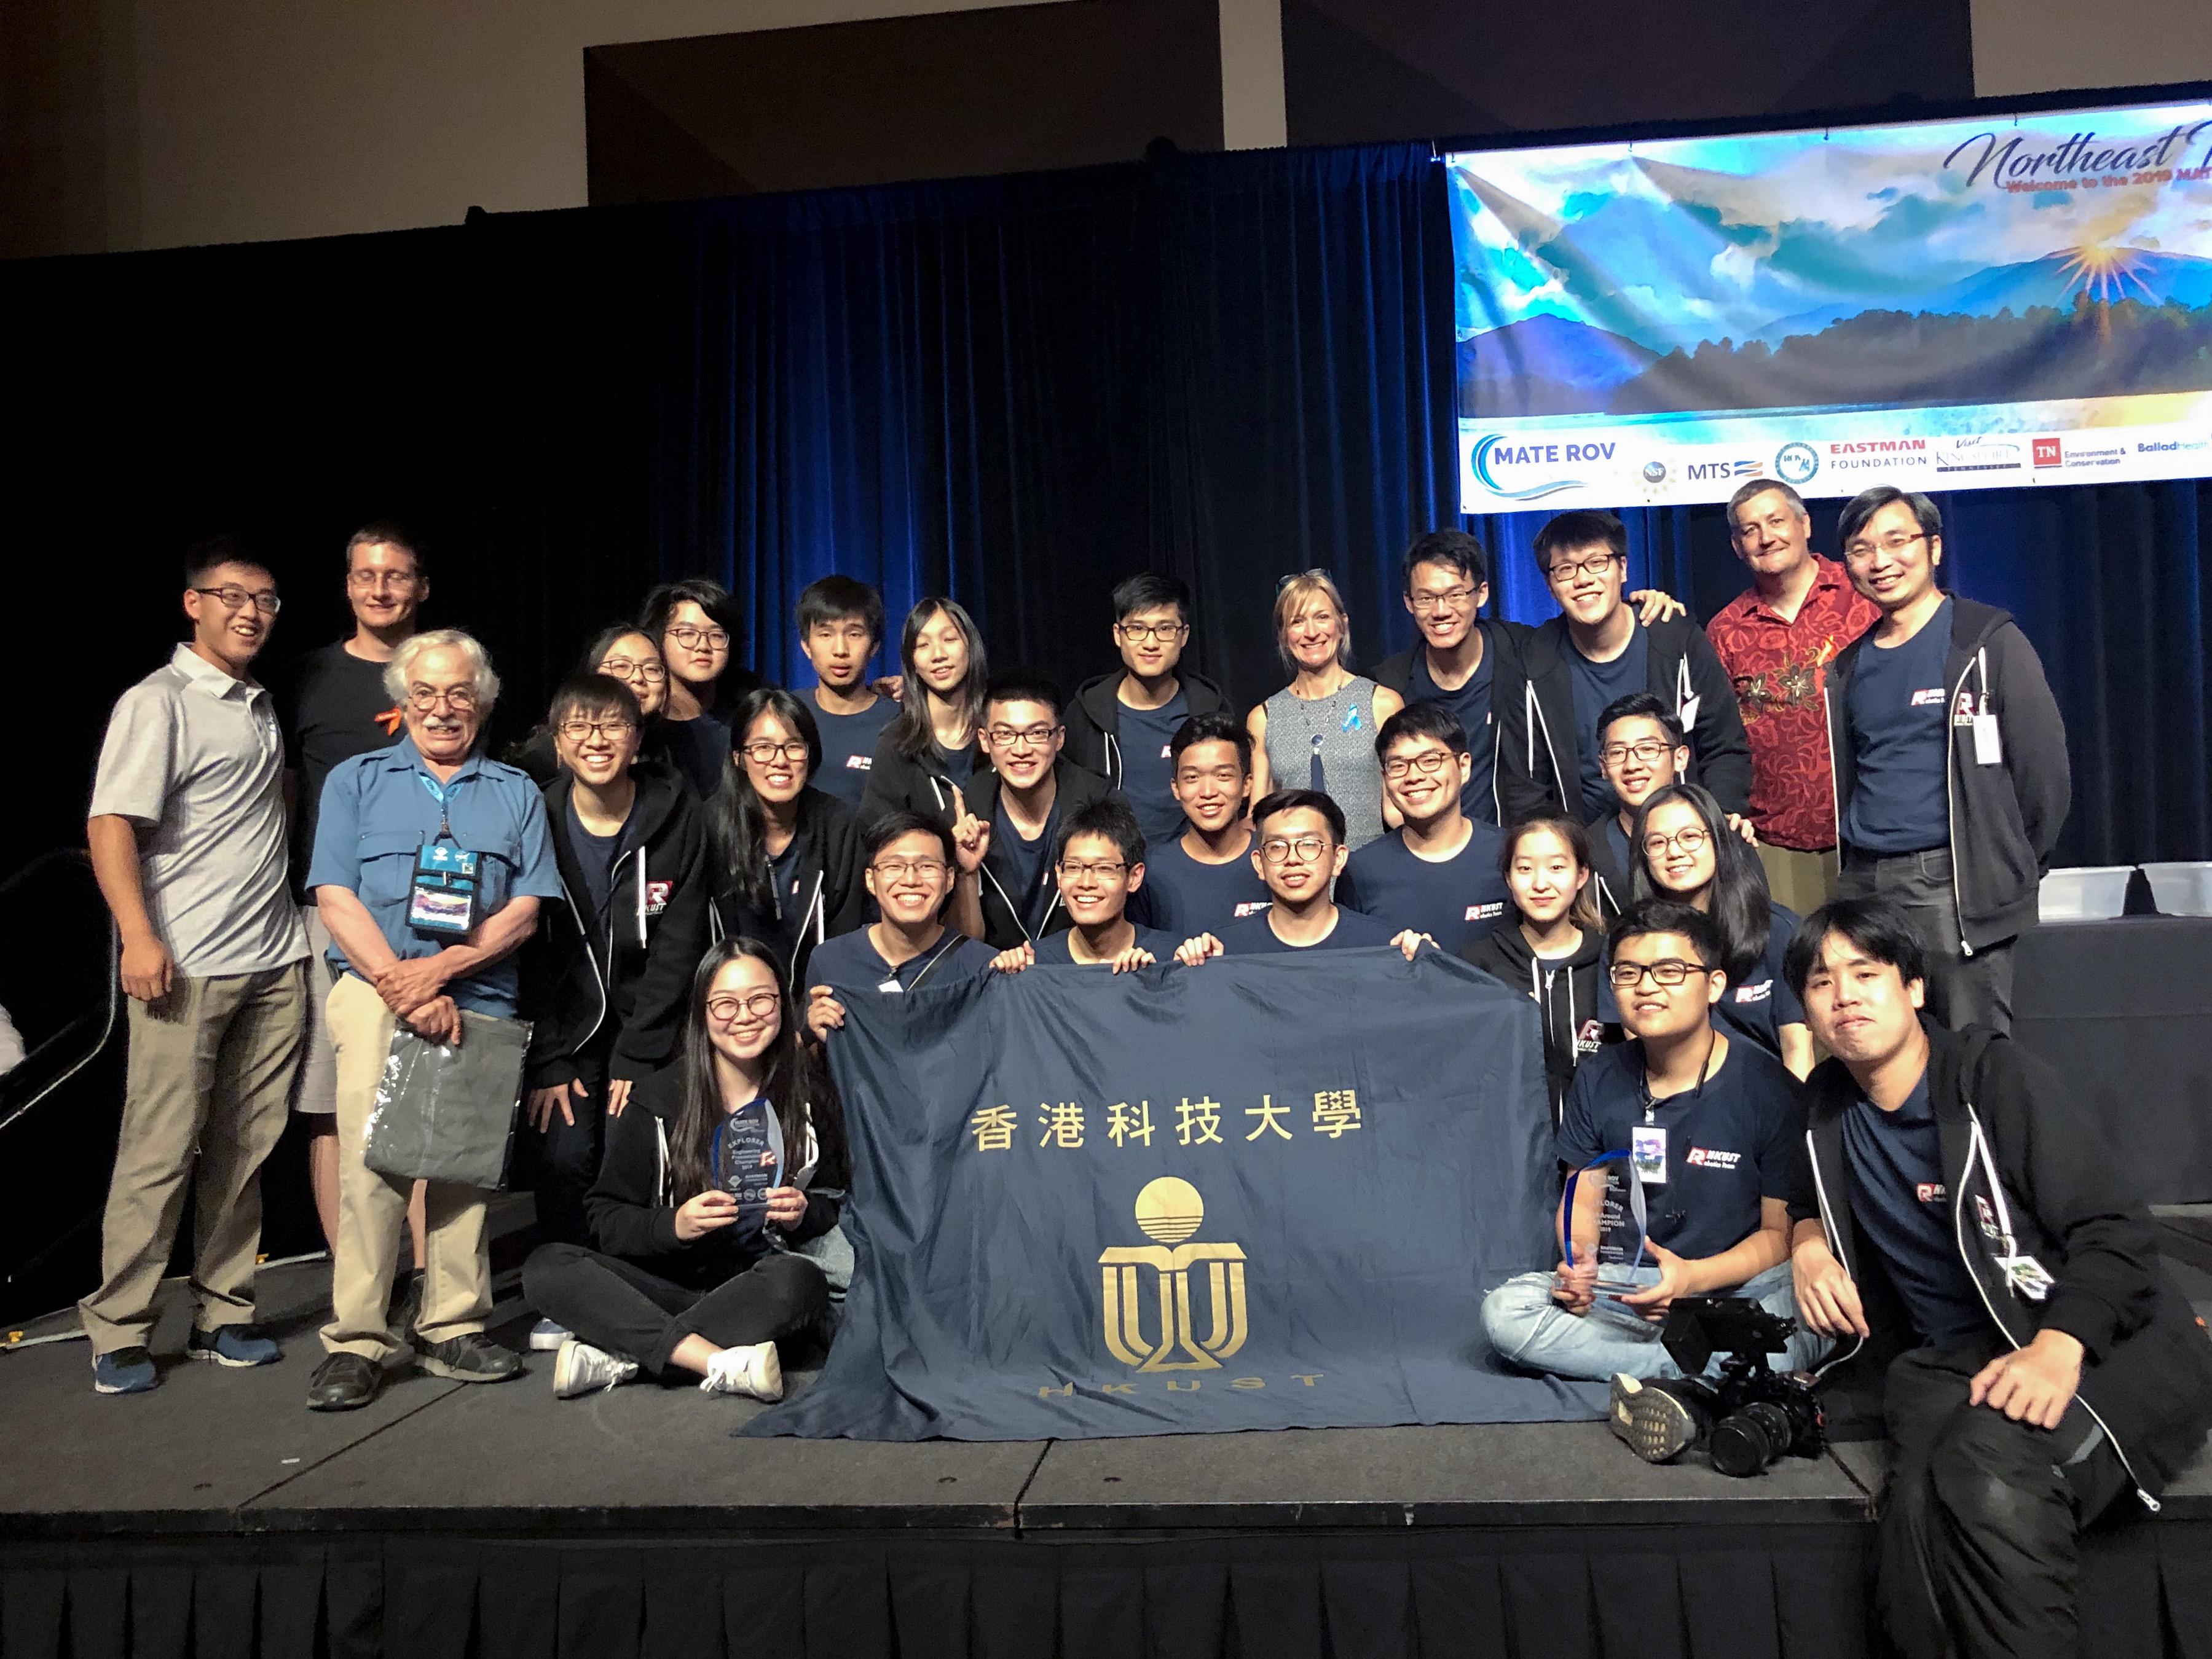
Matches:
[6,141,2208,879]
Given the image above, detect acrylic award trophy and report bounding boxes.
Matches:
[715,1100,784,1237]
[1561,1151,1653,1327]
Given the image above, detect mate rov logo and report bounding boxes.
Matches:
[1099,1177,1249,1372]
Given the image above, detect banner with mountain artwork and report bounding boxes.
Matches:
[1447,101,2212,511]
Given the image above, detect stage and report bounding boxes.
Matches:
[6,1243,2212,1659]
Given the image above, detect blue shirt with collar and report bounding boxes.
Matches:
[306,735,563,1016]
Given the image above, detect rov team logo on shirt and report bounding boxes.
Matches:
[1159,743,1174,759]
[1685,1147,1741,1170]
[1734,980,1773,1003]
[1952,689,1982,727]
[1918,1181,1949,1205]
[845,753,872,771]
[1099,1179,1249,1372]
[1576,1018,1607,1055]
[1910,687,1946,708]
[1465,901,1506,923]
[643,880,672,916]
[1233,901,1270,917]
[1974,1194,2002,1238]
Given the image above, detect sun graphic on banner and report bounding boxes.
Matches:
[2057,245,2157,304]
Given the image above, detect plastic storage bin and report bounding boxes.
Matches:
[2038,866,2135,921]
[2139,862,2212,917]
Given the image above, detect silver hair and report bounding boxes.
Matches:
[385,629,500,708]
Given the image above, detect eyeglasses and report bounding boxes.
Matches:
[598,656,667,683]
[193,586,281,615]
[1057,860,1127,882]
[347,570,420,592]
[1545,553,1621,582]
[1843,531,1927,560]
[1407,586,1478,614]
[741,740,810,765]
[1602,739,1675,767]
[873,857,948,882]
[1382,749,1454,780]
[558,717,637,743]
[407,686,478,714]
[707,989,782,1024]
[1609,959,1711,988]
[1259,834,1329,865]
[985,723,1061,749]
[1642,826,1710,858]
[666,625,730,650]
[1116,621,1187,643]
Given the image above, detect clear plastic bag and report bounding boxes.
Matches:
[363,1011,532,1189]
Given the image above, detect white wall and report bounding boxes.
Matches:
[1972,0,2212,98]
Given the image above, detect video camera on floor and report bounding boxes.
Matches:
[1660,1296,1825,1477]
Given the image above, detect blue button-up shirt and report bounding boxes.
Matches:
[306,734,562,1016]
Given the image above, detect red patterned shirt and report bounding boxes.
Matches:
[1705,558,1879,852]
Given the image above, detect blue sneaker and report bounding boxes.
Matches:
[187,1324,283,1367]
[529,1317,572,1352]
[92,1346,160,1395]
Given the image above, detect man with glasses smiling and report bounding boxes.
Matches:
[992,800,1179,974]
[1824,487,2068,1032]
[1175,790,1405,960]
[82,536,310,1395]
[1336,704,1507,953]
[304,629,564,1410]
[804,814,999,1044]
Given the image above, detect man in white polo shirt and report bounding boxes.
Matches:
[81,535,310,1396]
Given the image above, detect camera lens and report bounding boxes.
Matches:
[1709,1401,1792,1477]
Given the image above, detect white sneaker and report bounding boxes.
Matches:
[553,1338,638,1399]
[529,1317,572,1352]
[699,1341,783,1402]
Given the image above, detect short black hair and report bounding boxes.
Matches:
[862,810,956,867]
[184,533,265,589]
[640,578,742,645]
[1608,899,1722,973]
[1783,896,1929,1003]
[1596,691,1687,751]
[1533,511,1629,575]
[548,672,639,729]
[1251,787,1345,845]
[796,575,885,646]
[1057,796,1145,866]
[1170,710,1250,772]
[1836,486,1942,551]
[1375,700,1470,760]
[346,520,427,577]
[984,669,1065,720]
[1111,571,1191,626]
[1401,529,1489,592]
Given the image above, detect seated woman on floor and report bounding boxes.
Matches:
[522,936,849,1402]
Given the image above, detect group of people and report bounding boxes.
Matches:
[77,479,2208,1659]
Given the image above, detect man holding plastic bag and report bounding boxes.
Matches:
[304,629,563,1411]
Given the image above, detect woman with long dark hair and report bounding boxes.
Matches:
[641,579,767,798]
[507,624,678,786]
[1629,781,1813,1077]
[857,598,988,825]
[709,687,865,992]
[1461,816,1621,1122]
[521,937,849,1401]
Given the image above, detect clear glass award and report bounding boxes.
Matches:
[1562,1151,1654,1324]
[717,1100,782,1237]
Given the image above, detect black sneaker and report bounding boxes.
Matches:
[307,1352,382,1413]
[1608,1372,1718,1464]
[416,1332,522,1384]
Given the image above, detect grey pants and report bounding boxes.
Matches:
[1840,847,2015,1033]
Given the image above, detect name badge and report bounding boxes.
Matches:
[1972,712,2002,765]
[1997,1252,2055,1301]
[408,844,479,936]
[1631,1125,1667,1185]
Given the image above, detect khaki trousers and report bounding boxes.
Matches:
[79,962,309,1354]
[320,973,491,1362]
[1755,841,1840,918]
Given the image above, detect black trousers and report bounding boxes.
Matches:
[1877,1334,2134,1659]
[521,1242,827,1381]
[512,1065,607,1250]
[1840,848,2015,1033]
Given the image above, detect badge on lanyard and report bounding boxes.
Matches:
[1631,1124,1668,1185]
[409,841,480,936]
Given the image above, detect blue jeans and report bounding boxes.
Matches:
[1481,1261,1820,1381]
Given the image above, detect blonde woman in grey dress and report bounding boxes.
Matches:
[1247,571,1403,852]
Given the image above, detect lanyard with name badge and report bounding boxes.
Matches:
[880,932,960,994]
[407,772,481,938]
[1630,1025,1718,1186]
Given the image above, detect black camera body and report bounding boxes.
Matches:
[1661,1296,1825,1477]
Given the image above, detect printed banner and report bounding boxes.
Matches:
[744,950,1604,1440]
[1447,101,2212,510]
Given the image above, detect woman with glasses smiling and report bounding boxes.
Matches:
[707,688,865,996]
[508,625,677,787]
[640,579,766,799]
[1629,782,1813,1078]
[522,938,847,1403]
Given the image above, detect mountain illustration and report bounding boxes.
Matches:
[1756,249,2212,346]
[1458,313,1661,417]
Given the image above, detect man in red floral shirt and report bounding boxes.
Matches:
[1706,479,1879,914]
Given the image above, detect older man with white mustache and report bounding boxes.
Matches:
[304,629,564,1411]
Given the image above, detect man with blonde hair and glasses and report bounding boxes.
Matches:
[304,629,564,1411]
[1823,487,2068,1032]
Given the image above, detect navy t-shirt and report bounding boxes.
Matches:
[989,796,1061,937]
[805,925,998,992]
[1840,1073,1986,1345]
[1031,925,1183,966]
[808,692,899,813]
[663,711,733,799]
[1130,835,1272,936]
[1116,692,1189,850]
[1336,821,1508,952]
[1215,906,1402,955]
[1556,1038,1803,1265]
[935,740,976,791]
[1714,906,1808,1061]
[1842,599,1953,855]
[562,797,630,931]
[1567,626,1650,811]
[1409,648,1498,823]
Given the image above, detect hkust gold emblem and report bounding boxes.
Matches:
[1099,1177,1248,1371]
